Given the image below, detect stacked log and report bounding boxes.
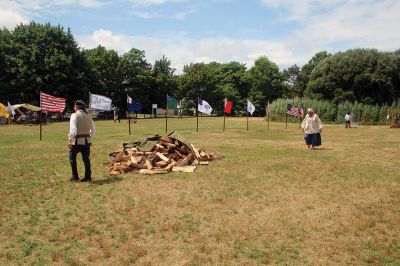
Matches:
[109,136,222,176]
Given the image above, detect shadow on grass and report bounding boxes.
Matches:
[313,147,333,151]
[92,176,123,185]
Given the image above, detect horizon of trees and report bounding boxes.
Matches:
[1,22,399,116]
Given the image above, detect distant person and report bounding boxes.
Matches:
[345,112,351,128]
[68,100,95,182]
[25,110,32,125]
[178,108,183,119]
[113,107,120,123]
[301,108,323,150]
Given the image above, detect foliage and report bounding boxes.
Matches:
[270,97,400,124]
[0,22,88,106]
[248,56,285,115]
[305,49,399,105]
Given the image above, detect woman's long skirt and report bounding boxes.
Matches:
[304,133,322,147]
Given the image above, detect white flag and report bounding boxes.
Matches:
[7,101,15,116]
[198,98,213,115]
[90,93,112,111]
[247,99,255,115]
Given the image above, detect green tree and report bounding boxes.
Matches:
[248,56,285,115]
[0,22,88,107]
[119,48,153,113]
[306,49,397,104]
[282,64,303,98]
[83,45,122,106]
[151,55,178,108]
[177,62,221,110]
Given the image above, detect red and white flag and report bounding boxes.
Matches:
[287,104,300,117]
[224,98,233,114]
[40,92,66,113]
[265,100,270,116]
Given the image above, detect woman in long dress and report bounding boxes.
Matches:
[301,108,323,150]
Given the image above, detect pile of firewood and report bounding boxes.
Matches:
[108,135,222,176]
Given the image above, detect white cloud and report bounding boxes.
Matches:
[131,10,160,19]
[77,29,304,73]
[261,0,400,57]
[129,0,185,6]
[0,1,29,29]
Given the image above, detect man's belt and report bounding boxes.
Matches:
[76,134,90,138]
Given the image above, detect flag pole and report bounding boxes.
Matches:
[247,112,249,131]
[39,91,42,140]
[285,114,288,129]
[165,95,168,134]
[223,112,226,132]
[196,97,199,132]
[128,111,131,135]
[127,94,131,135]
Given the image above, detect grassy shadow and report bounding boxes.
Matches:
[92,176,123,185]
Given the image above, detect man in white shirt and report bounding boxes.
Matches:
[68,100,96,182]
[345,112,351,128]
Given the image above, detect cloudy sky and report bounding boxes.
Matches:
[1,0,399,73]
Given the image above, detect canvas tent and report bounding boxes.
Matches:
[0,103,8,117]
[12,104,41,112]
[0,103,10,125]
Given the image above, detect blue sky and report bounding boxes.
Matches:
[1,0,399,73]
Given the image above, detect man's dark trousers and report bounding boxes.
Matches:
[69,145,91,179]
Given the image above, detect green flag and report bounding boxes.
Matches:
[167,95,178,109]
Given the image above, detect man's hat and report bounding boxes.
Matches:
[74,100,88,108]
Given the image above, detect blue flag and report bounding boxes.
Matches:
[127,95,142,113]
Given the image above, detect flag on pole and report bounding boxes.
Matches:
[90,93,112,110]
[224,98,233,114]
[7,101,15,116]
[127,95,142,113]
[198,98,213,115]
[40,92,66,112]
[247,99,255,115]
[287,104,300,117]
[265,100,270,116]
[167,95,178,109]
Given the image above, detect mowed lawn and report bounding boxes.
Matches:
[0,117,399,265]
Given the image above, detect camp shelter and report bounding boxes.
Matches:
[0,103,8,117]
[12,104,41,113]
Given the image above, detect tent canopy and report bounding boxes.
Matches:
[0,103,8,117]
[12,104,41,112]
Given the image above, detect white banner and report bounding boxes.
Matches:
[198,98,213,115]
[90,93,112,111]
[247,99,255,115]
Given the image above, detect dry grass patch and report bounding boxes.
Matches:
[0,118,399,265]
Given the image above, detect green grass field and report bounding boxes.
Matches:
[0,117,399,265]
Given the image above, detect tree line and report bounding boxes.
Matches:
[1,22,399,116]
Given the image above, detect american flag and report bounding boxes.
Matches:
[40,92,66,113]
[287,104,300,117]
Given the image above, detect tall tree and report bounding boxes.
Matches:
[151,55,177,107]
[82,45,121,104]
[0,22,88,106]
[306,49,397,104]
[119,48,153,112]
[248,56,285,115]
[177,62,222,110]
[300,51,331,93]
[282,64,303,98]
